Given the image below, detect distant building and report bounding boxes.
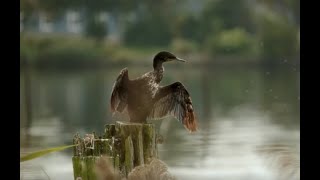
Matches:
[20,1,205,40]
[20,10,119,40]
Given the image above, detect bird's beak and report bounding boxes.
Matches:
[175,57,186,62]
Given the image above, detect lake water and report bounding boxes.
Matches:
[20,63,300,180]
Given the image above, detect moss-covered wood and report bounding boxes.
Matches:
[124,135,134,175]
[143,123,157,163]
[72,121,158,180]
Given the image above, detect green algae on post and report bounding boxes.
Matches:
[72,121,158,179]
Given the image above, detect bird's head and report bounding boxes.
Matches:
[153,51,186,69]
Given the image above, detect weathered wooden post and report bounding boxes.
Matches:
[72,121,158,180]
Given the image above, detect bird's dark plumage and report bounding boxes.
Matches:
[110,51,197,132]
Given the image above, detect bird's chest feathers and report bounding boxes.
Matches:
[147,78,160,98]
[135,69,162,101]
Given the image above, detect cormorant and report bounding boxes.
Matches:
[110,51,197,132]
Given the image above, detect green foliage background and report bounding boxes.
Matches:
[20,0,300,65]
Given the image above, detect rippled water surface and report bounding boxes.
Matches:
[20,64,300,180]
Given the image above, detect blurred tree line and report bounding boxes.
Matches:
[20,0,300,65]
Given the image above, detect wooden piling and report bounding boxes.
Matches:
[143,123,157,163]
[72,121,158,180]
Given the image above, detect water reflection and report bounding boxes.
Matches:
[20,65,299,180]
[159,106,299,180]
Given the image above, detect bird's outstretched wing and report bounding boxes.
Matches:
[148,82,197,132]
[110,68,129,113]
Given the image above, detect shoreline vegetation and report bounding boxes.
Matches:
[21,0,299,70]
[20,33,299,70]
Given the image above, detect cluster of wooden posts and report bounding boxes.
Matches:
[72,121,158,180]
